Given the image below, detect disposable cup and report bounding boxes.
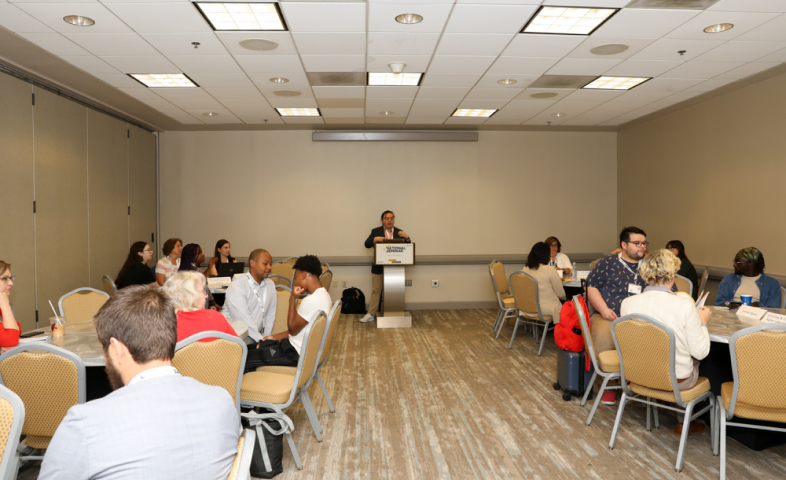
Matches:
[740,295,753,306]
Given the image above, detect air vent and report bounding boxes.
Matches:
[239,39,278,51]
[530,92,559,99]
[626,0,720,9]
[529,75,598,90]
[306,72,365,86]
[273,90,301,97]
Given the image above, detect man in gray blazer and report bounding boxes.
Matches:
[39,285,240,480]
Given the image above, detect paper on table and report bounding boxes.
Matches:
[19,334,51,344]
[207,277,232,289]
[695,291,710,310]
[736,305,768,322]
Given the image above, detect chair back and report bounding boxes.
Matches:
[101,275,117,297]
[781,286,786,309]
[0,344,85,449]
[58,287,110,322]
[227,428,255,480]
[0,385,24,480]
[271,286,292,335]
[590,258,602,271]
[174,332,248,414]
[574,297,599,367]
[318,301,342,370]
[699,268,709,295]
[674,274,693,297]
[284,257,297,266]
[489,261,509,296]
[296,312,327,391]
[319,270,333,292]
[270,262,294,287]
[509,270,542,319]
[321,263,330,272]
[727,324,786,416]
[268,274,291,287]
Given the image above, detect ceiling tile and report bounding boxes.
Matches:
[215,32,298,56]
[737,14,786,42]
[409,107,456,117]
[319,108,364,118]
[444,117,488,125]
[715,62,779,79]
[754,46,786,63]
[405,117,446,125]
[666,11,780,41]
[547,58,623,76]
[607,90,675,103]
[367,55,430,72]
[323,117,365,124]
[563,89,625,101]
[514,89,573,101]
[592,9,700,39]
[184,109,244,124]
[233,55,304,73]
[292,33,366,55]
[0,4,53,33]
[141,32,230,56]
[247,71,311,88]
[436,34,515,57]
[532,0,627,6]
[482,116,524,125]
[486,57,560,75]
[567,37,657,59]
[316,98,365,108]
[368,33,440,56]
[502,99,557,113]
[265,98,318,108]
[15,3,133,34]
[428,56,496,74]
[187,72,254,88]
[475,73,538,88]
[445,4,538,34]
[604,59,683,77]
[152,89,225,110]
[366,86,418,98]
[281,2,365,33]
[365,98,414,110]
[100,56,180,74]
[218,98,273,110]
[281,117,325,124]
[231,111,284,125]
[659,61,740,79]
[420,73,482,87]
[117,88,162,103]
[59,55,120,74]
[367,3,452,34]
[259,86,314,99]
[201,87,264,101]
[684,78,736,92]
[104,3,211,33]
[457,98,510,109]
[300,55,365,72]
[631,78,703,93]
[631,38,726,62]
[410,98,461,110]
[417,87,471,98]
[544,100,600,115]
[695,40,786,62]
[167,55,243,74]
[709,0,786,12]
[92,73,144,89]
[465,87,523,99]
[64,33,159,56]
[365,117,406,124]
[502,34,584,58]
[522,112,569,126]
[312,86,364,99]
[17,32,91,56]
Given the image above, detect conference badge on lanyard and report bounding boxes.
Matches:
[618,254,642,295]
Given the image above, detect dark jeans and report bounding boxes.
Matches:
[244,338,299,373]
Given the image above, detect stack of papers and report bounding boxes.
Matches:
[695,291,710,310]
[207,277,232,289]
[19,333,51,344]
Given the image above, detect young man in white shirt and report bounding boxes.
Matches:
[224,249,277,343]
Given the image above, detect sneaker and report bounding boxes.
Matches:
[601,392,616,405]
[360,314,375,323]
[17,439,33,455]
[675,422,705,435]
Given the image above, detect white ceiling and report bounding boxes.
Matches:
[1,0,785,127]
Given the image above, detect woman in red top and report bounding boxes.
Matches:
[0,261,21,347]
[162,271,237,343]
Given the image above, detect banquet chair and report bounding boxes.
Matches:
[674,274,693,298]
[271,286,292,336]
[489,261,516,334]
[0,385,24,480]
[268,275,291,287]
[714,324,786,480]
[0,344,85,462]
[321,263,330,272]
[284,257,298,266]
[698,268,709,296]
[319,269,333,293]
[610,314,715,472]
[173,332,248,415]
[101,275,117,297]
[589,258,602,271]
[271,262,294,287]
[505,270,554,356]
[574,297,621,426]
[227,428,255,480]
[239,311,327,469]
[58,287,110,323]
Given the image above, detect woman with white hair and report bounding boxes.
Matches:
[162,271,237,343]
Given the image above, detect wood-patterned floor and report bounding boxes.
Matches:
[19,309,786,479]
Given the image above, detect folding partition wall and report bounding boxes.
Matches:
[0,72,156,330]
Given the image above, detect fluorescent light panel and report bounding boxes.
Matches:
[522,6,617,35]
[367,73,422,86]
[276,108,320,117]
[195,2,286,31]
[452,109,497,118]
[128,73,198,88]
[583,76,650,90]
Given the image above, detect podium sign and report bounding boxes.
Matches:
[374,243,415,266]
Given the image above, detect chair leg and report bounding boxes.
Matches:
[609,392,628,449]
[581,371,598,407]
[508,319,522,349]
[675,401,694,472]
[585,374,609,426]
[300,389,322,442]
[646,398,652,432]
[493,309,502,331]
[316,372,335,413]
[495,311,510,339]
[653,404,659,429]
[537,321,552,356]
[713,399,720,456]
[285,432,303,470]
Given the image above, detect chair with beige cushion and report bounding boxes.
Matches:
[674,274,693,298]
[101,275,117,297]
[270,286,293,336]
[268,275,291,288]
[714,324,786,480]
[0,344,85,463]
[504,270,554,356]
[271,262,295,287]
[0,385,24,480]
[609,314,715,472]
[284,257,297,266]
[319,269,332,293]
[239,311,327,469]
[227,428,255,480]
[574,297,621,426]
[489,261,516,334]
[173,331,248,414]
[57,287,110,323]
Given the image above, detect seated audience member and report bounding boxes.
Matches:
[545,236,572,277]
[522,242,566,320]
[179,244,221,311]
[621,249,711,434]
[155,238,182,286]
[715,247,781,308]
[39,285,239,480]
[205,239,235,277]
[115,242,156,289]
[225,249,276,343]
[162,271,237,343]
[245,255,332,372]
[0,261,21,347]
[666,240,699,300]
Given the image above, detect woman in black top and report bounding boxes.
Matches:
[180,243,221,311]
[115,242,156,289]
[667,240,699,300]
[204,239,235,277]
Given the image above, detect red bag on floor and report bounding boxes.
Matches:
[555,296,590,353]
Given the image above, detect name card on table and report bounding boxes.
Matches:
[736,306,768,322]
[577,271,590,280]
[763,312,786,325]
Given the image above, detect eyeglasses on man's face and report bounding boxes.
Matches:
[383,216,395,221]
[628,241,649,247]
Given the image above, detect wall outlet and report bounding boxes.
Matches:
[342,281,347,288]
[432,280,439,288]
[405,279,412,287]
[332,281,337,287]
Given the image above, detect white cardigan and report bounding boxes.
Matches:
[620,289,710,379]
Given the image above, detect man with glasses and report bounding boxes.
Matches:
[360,210,411,323]
[715,247,781,308]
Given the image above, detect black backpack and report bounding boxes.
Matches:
[341,287,366,314]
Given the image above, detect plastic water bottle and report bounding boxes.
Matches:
[571,262,577,282]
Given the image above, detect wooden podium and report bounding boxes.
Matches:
[374,242,415,328]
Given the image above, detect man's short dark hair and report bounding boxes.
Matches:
[620,226,646,246]
[381,210,394,220]
[249,249,270,264]
[293,255,322,277]
[94,285,177,363]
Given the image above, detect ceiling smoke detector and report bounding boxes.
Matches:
[239,38,278,51]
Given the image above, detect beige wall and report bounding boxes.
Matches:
[160,130,617,306]
[618,71,786,276]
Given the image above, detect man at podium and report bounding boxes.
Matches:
[361,210,411,323]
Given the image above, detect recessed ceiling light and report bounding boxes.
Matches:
[395,13,423,25]
[367,73,422,86]
[452,109,497,118]
[239,38,278,51]
[128,73,198,88]
[582,76,650,90]
[380,111,394,116]
[551,113,567,117]
[522,6,618,35]
[704,23,733,33]
[203,112,219,117]
[276,108,320,117]
[590,44,629,56]
[273,90,301,97]
[530,92,559,99]
[269,77,289,84]
[497,79,517,85]
[194,3,287,31]
[63,15,95,26]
